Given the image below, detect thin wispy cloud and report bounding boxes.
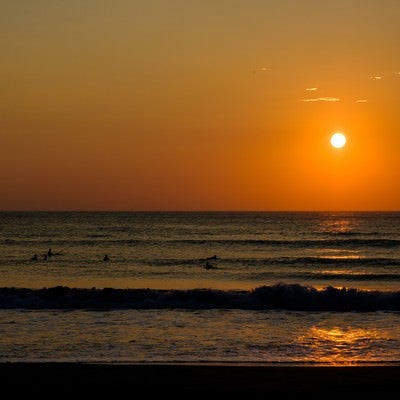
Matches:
[305,87,318,91]
[356,99,367,103]
[252,67,270,73]
[300,97,340,102]
[369,76,382,80]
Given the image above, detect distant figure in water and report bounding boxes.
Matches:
[30,254,38,261]
[103,254,109,262]
[204,261,217,270]
[47,248,53,258]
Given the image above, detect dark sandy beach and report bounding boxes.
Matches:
[1,363,398,396]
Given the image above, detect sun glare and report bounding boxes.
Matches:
[330,133,346,148]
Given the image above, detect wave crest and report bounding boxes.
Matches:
[0,284,399,311]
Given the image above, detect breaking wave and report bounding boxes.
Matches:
[0,284,399,311]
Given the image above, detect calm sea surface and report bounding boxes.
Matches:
[0,212,399,364]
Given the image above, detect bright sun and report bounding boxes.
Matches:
[330,132,346,148]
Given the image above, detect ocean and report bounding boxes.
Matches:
[0,211,399,364]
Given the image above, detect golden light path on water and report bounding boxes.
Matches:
[301,327,391,364]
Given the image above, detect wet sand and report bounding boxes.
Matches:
[1,363,399,396]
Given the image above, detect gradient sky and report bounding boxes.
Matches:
[1,0,400,211]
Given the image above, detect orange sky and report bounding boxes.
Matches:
[1,1,400,211]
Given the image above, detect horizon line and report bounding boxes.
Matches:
[1,209,400,213]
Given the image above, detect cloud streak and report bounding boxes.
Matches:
[252,67,270,73]
[300,97,340,102]
[305,87,318,91]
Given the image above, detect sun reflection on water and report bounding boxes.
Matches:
[319,216,357,235]
[302,326,390,364]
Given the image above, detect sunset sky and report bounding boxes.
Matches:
[2,0,400,211]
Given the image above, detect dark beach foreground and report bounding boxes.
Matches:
[1,363,399,396]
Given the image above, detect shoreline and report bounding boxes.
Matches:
[2,362,399,395]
